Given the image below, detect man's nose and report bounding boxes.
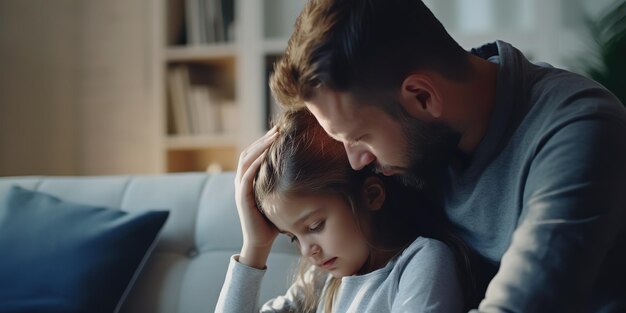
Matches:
[344,142,375,170]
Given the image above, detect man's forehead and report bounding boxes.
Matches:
[306,88,359,114]
[305,106,349,141]
[305,91,364,135]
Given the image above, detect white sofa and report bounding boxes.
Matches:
[0,172,300,312]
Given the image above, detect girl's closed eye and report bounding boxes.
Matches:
[308,220,325,232]
[287,221,325,244]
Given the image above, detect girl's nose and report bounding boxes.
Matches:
[300,240,320,257]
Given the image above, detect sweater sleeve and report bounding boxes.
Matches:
[214,255,267,313]
[475,113,626,312]
[215,255,323,313]
[392,239,464,313]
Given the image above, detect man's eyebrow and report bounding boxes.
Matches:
[330,131,355,144]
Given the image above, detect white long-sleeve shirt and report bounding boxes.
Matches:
[215,236,464,313]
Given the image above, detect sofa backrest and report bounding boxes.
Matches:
[0,172,300,313]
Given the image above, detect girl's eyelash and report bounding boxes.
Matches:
[287,220,325,243]
[309,220,325,232]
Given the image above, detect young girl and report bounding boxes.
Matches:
[215,109,469,312]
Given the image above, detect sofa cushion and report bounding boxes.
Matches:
[0,186,169,313]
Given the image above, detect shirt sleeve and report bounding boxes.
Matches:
[393,239,465,313]
[215,255,324,313]
[474,112,626,312]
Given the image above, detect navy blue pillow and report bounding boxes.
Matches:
[0,186,169,313]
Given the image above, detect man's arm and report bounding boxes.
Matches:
[393,239,464,312]
[475,113,626,312]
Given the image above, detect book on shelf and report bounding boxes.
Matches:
[189,85,222,134]
[168,66,192,135]
[185,0,235,45]
[167,64,234,136]
[185,0,201,45]
[167,0,186,45]
[221,0,235,41]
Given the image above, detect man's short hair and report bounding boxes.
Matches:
[270,0,470,111]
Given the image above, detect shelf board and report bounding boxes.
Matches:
[166,133,238,150]
[165,43,237,61]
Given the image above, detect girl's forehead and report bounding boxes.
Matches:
[264,192,346,210]
[263,194,322,216]
[262,194,345,226]
[263,197,315,231]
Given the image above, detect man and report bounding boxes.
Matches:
[269,0,626,312]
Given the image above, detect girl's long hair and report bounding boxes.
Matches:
[254,109,476,312]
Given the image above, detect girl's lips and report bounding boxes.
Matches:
[320,257,337,270]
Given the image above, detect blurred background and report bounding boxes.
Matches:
[0,0,624,176]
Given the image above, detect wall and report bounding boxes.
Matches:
[423,0,619,69]
[76,0,161,175]
[0,0,80,176]
[0,0,160,176]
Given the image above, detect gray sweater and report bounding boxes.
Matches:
[448,41,626,312]
[215,237,464,313]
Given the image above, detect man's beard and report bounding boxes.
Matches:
[396,111,460,189]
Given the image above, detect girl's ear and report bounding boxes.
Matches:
[362,176,386,211]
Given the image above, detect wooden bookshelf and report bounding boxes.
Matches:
[156,0,306,172]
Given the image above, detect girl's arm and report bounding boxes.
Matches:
[215,255,266,313]
[392,238,465,313]
[215,128,304,313]
[234,127,280,269]
[215,259,326,313]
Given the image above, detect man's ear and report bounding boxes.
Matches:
[362,176,386,211]
[398,73,443,119]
